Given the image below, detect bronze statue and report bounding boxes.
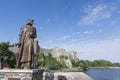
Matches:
[16,19,37,69]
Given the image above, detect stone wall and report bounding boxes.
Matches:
[0,69,43,80]
[0,69,93,80]
[43,71,93,80]
[9,41,78,61]
[40,47,78,61]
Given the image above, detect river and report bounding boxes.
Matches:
[84,68,120,80]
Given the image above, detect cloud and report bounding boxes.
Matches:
[55,31,90,42]
[41,2,120,63]
[56,35,71,41]
[83,31,93,34]
[42,31,87,48]
[59,38,120,62]
[72,32,81,36]
[78,4,112,26]
[55,32,82,42]
[43,31,94,47]
[44,40,53,44]
[43,38,120,62]
[43,32,80,45]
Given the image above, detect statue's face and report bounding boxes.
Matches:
[27,19,34,25]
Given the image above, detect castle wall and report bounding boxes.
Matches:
[9,41,78,61]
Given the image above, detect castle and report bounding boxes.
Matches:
[9,40,78,61]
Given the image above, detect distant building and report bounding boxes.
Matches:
[9,40,78,68]
[9,40,78,60]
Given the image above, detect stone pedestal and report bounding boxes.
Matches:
[0,69,43,80]
[43,71,93,80]
[53,72,93,80]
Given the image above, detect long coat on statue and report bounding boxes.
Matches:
[16,21,37,69]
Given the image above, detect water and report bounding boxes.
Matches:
[84,68,120,80]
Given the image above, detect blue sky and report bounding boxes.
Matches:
[0,0,120,62]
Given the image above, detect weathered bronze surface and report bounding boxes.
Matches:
[16,19,37,69]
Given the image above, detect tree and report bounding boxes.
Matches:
[79,60,89,70]
[35,52,45,68]
[35,53,60,70]
[45,53,60,70]
[112,63,120,67]
[0,42,16,68]
[92,60,112,67]
[59,55,68,68]
[71,59,79,67]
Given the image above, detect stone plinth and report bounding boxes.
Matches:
[43,71,93,80]
[0,69,93,80]
[54,72,93,80]
[0,69,43,80]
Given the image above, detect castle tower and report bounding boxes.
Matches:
[34,40,40,54]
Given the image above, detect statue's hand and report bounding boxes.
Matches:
[14,42,21,47]
[18,43,21,47]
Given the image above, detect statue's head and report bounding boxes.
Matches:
[26,18,34,26]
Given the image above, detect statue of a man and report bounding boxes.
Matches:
[16,19,37,69]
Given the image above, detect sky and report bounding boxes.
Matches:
[0,0,120,63]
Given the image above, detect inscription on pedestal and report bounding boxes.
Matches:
[8,78,20,80]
